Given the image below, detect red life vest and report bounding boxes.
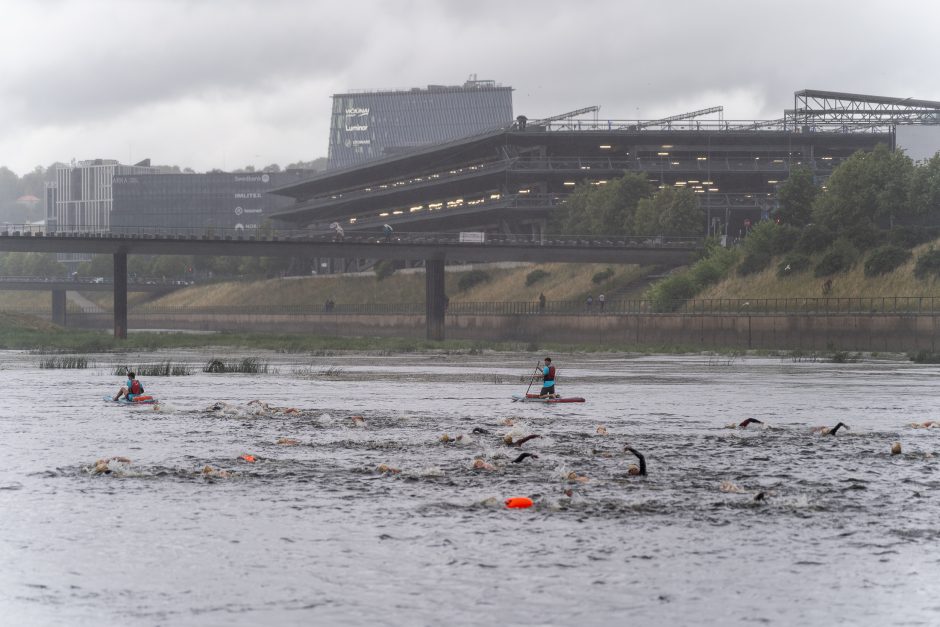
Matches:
[130,379,142,394]
[544,365,555,382]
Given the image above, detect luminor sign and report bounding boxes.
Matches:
[345,107,370,132]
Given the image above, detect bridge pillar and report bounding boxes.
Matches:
[51,289,67,327]
[425,257,446,341]
[113,252,128,339]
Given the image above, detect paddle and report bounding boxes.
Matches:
[523,360,542,398]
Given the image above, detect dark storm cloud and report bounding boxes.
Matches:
[2,0,939,174]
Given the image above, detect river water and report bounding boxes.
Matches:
[0,350,938,626]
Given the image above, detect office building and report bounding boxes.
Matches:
[328,78,513,169]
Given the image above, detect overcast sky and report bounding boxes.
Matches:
[2,0,939,176]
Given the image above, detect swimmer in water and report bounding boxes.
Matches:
[471,427,490,435]
[276,437,300,446]
[812,422,848,436]
[596,425,608,435]
[90,456,131,474]
[440,433,472,444]
[377,463,401,475]
[472,458,496,471]
[909,420,939,429]
[512,452,539,463]
[503,434,541,447]
[566,471,589,484]
[201,465,232,479]
[624,446,647,476]
[726,418,764,429]
[350,415,365,427]
[721,482,770,501]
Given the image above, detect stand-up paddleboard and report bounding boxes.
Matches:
[103,395,157,405]
[511,394,585,403]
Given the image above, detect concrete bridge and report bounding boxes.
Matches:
[0,276,178,327]
[0,226,702,339]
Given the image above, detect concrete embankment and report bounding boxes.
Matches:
[61,312,940,352]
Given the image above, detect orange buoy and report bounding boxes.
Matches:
[505,496,533,509]
[239,454,256,463]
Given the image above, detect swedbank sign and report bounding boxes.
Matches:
[233,174,271,183]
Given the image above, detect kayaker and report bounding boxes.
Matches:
[537,357,558,399]
[114,372,144,402]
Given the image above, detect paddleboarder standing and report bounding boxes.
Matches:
[538,357,558,399]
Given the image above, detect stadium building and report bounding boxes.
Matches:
[272,90,940,239]
[328,77,513,169]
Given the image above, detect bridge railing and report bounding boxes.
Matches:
[0,275,181,285]
[0,224,703,249]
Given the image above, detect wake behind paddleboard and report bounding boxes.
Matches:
[511,394,585,403]
[103,395,157,405]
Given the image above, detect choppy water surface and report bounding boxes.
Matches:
[1,350,939,626]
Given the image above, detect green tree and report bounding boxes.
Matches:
[812,144,914,230]
[634,187,703,236]
[285,158,328,172]
[910,152,940,222]
[77,255,114,278]
[151,255,190,278]
[776,165,818,227]
[20,166,48,198]
[550,173,650,235]
[0,252,66,276]
[0,166,23,223]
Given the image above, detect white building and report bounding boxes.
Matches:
[51,159,163,234]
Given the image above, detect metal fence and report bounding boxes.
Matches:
[8,296,940,318]
[3,297,932,317]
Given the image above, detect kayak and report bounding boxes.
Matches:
[511,394,585,403]
[103,395,157,405]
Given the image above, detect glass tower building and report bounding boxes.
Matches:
[328,79,513,169]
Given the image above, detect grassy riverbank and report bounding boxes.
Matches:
[59,262,653,312]
[699,238,940,300]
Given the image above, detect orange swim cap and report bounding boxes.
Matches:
[239,454,256,463]
[505,496,534,509]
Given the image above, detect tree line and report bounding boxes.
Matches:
[645,144,940,311]
[548,144,940,240]
[549,173,704,237]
